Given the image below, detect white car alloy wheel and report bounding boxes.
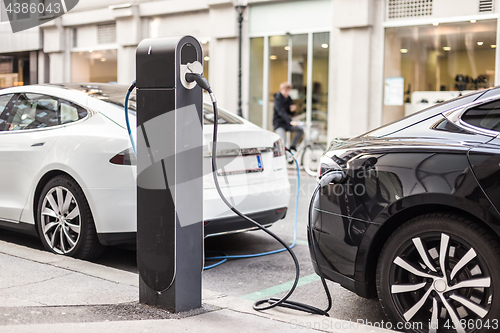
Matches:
[40,186,81,254]
[37,175,103,259]
[377,214,500,333]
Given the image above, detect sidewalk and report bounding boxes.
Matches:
[0,240,395,333]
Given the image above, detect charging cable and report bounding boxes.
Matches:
[124,74,344,317]
[185,72,344,316]
[203,148,300,270]
[125,81,137,157]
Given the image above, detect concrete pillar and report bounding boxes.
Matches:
[29,51,37,85]
[49,53,64,83]
[328,0,384,141]
[210,37,239,113]
[38,52,50,84]
[114,5,141,85]
[63,27,71,83]
[117,46,136,85]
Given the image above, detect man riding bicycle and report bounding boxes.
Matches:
[273,82,304,151]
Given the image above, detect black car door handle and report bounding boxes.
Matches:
[31,142,45,147]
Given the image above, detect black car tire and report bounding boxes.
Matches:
[376,213,500,333]
[36,175,104,260]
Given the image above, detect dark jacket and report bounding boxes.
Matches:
[273,92,295,130]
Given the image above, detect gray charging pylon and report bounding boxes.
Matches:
[135,36,204,312]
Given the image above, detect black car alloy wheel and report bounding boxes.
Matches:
[377,214,500,333]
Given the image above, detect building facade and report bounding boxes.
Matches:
[0,0,498,142]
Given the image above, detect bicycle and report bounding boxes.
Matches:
[285,122,325,177]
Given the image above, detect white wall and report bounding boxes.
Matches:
[117,46,136,85]
[0,24,40,53]
[49,53,65,83]
[75,25,98,49]
[210,37,239,112]
[71,53,91,82]
[249,0,331,35]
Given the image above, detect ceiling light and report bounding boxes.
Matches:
[477,41,484,46]
[270,55,277,60]
[400,48,408,54]
[100,58,106,62]
[491,45,497,48]
[443,46,451,51]
[432,22,439,26]
[321,43,329,49]
[470,19,477,23]
[204,56,210,61]
[284,46,290,51]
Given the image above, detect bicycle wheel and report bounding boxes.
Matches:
[301,144,325,177]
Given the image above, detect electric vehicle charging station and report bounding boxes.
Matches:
[131,34,339,317]
[135,36,204,312]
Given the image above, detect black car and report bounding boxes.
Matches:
[309,88,500,333]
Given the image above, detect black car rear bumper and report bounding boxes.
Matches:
[310,255,375,299]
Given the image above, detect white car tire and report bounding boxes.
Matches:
[36,175,104,259]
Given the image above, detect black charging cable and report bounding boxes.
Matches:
[185,72,343,316]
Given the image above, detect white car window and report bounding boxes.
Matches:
[0,94,15,131]
[60,100,81,124]
[8,93,59,131]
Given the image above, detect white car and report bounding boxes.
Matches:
[0,83,290,259]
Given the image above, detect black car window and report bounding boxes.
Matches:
[60,99,88,124]
[359,90,484,138]
[0,94,15,131]
[462,100,500,132]
[7,93,59,131]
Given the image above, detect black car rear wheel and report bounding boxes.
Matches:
[377,214,500,333]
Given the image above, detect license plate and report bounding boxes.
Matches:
[217,154,264,176]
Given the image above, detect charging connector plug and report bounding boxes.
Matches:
[185,72,211,91]
[318,170,345,188]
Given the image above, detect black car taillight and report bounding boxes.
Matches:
[110,148,137,165]
[273,139,285,157]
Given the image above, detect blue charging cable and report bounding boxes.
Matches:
[125,81,137,157]
[203,150,300,270]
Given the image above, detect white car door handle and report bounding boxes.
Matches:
[31,142,45,147]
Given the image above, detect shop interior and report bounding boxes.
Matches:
[384,19,497,124]
[249,32,330,143]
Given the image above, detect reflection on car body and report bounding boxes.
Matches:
[311,88,500,333]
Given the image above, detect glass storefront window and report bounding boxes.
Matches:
[312,32,329,144]
[249,37,264,126]
[201,41,209,81]
[291,34,308,118]
[71,49,117,83]
[268,35,289,130]
[0,53,31,88]
[249,32,330,143]
[383,20,497,124]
